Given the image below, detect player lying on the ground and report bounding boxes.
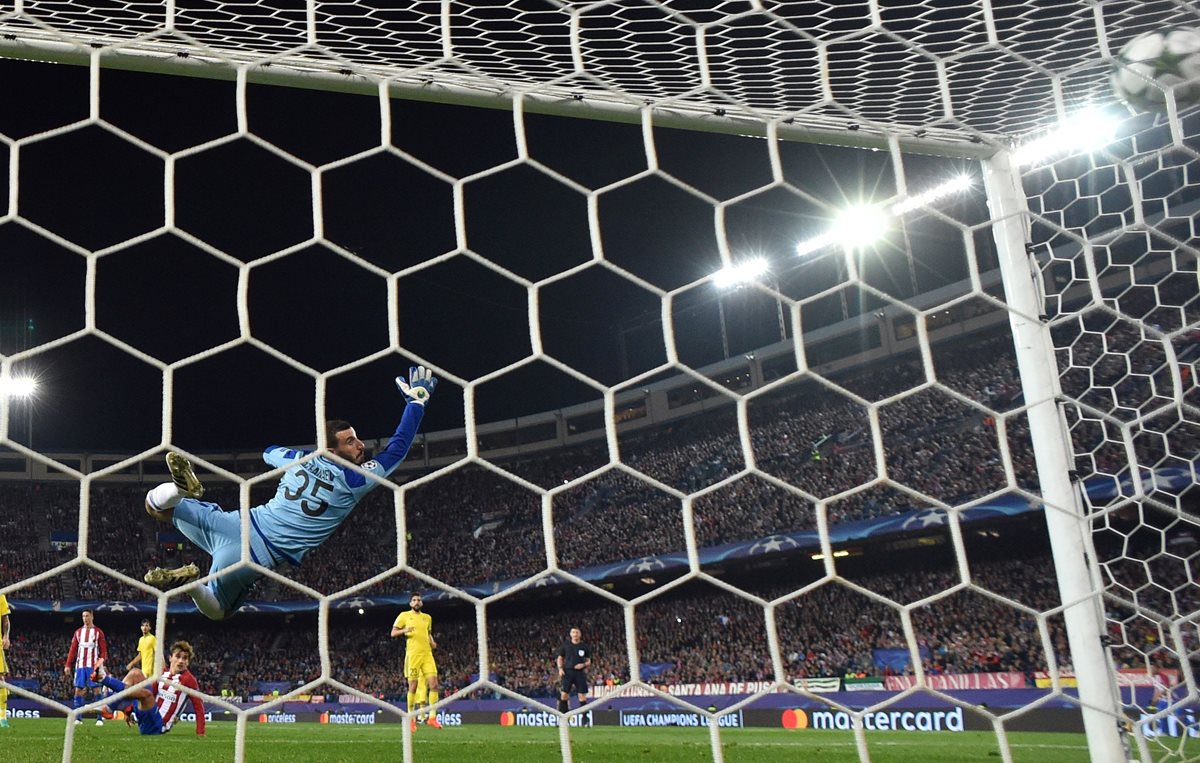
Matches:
[92,640,205,736]
[141,367,437,620]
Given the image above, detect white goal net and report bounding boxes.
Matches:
[0,2,1198,762]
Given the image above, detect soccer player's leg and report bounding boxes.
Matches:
[414,675,427,722]
[422,657,442,729]
[91,660,151,719]
[86,663,109,725]
[144,497,225,587]
[72,668,95,724]
[144,451,205,521]
[0,642,8,728]
[197,537,265,620]
[149,501,260,620]
[406,663,422,733]
[130,704,165,736]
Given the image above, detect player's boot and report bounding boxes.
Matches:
[166,452,205,499]
[410,716,418,733]
[144,563,200,587]
[95,718,104,726]
[426,715,443,729]
[0,718,10,728]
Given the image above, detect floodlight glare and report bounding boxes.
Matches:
[1013,106,1121,168]
[890,174,974,215]
[794,174,974,259]
[0,377,36,399]
[830,205,890,250]
[712,257,769,289]
[795,233,835,259]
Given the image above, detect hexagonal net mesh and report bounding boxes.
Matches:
[0,0,1194,146]
[0,2,1196,763]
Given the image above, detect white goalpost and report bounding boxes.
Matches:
[0,2,1198,763]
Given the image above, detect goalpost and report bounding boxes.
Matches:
[0,2,1197,762]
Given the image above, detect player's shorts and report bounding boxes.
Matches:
[561,670,588,697]
[132,706,165,735]
[73,667,99,690]
[405,652,437,681]
[172,499,277,614]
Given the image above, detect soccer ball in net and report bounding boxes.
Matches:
[1111,27,1200,112]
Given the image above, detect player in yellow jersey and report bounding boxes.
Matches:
[126,619,157,676]
[391,593,441,732]
[0,592,11,728]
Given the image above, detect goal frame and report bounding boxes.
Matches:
[0,10,1181,763]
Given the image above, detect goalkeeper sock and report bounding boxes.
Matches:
[0,685,7,719]
[558,698,569,713]
[146,483,183,512]
[189,585,226,621]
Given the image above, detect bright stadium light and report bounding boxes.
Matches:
[830,205,890,250]
[1,375,37,447]
[890,174,974,215]
[0,376,36,398]
[1013,106,1121,168]
[795,174,974,259]
[794,232,836,259]
[711,257,770,289]
[710,257,787,351]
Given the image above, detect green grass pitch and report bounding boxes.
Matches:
[0,717,1131,762]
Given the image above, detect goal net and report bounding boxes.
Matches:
[0,2,1197,762]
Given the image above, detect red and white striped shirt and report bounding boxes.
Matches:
[64,625,108,670]
[154,669,205,735]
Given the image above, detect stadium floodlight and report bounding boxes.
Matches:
[795,175,974,259]
[711,257,770,289]
[711,257,788,346]
[1012,106,1121,168]
[0,376,36,398]
[830,205,891,250]
[890,174,974,215]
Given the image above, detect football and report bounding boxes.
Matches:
[1111,27,1200,112]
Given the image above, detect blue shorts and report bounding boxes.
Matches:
[74,667,99,690]
[172,500,276,614]
[133,706,164,735]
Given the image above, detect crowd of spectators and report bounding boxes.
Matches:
[2,319,1196,692]
[6,333,1032,599]
[3,325,1195,593]
[5,541,1191,701]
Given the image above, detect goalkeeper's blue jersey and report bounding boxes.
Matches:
[248,403,425,566]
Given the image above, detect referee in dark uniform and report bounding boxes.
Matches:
[556,627,591,713]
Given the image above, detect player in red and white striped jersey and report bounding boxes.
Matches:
[63,610,108,726]
[92,640,206,737]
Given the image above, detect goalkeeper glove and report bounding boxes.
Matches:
[395,366,437,406]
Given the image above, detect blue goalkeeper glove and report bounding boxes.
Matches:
[395,366,437,406]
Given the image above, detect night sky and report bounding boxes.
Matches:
[0,54,982,453]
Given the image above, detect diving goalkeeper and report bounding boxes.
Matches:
[141,367,437,620]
